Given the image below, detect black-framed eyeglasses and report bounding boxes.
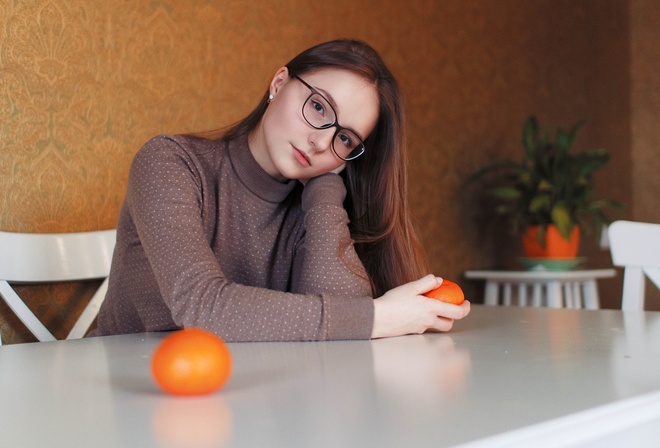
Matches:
[293,75,366,161]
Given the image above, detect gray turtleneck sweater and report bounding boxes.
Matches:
[94,135,374,341]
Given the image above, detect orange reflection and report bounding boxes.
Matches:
[546,309,582,359]
[152,397,233,448]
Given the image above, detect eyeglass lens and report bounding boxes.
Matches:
[302,93,365,160]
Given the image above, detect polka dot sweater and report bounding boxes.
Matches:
[95,135,374,341]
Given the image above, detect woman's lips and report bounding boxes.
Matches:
[293,147,311,167]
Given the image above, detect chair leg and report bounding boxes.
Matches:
[484,281,499,305]
[546,281,562,308]
[503,283,512,305]
[563,283,573,308]
[583,280,600,309]
[67,277,109,339]
[571,282,581,308]
[622,267,645,311]
[518,284,528,306]
[532,283,543,307]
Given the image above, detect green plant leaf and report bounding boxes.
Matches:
[551,203,574,239]
[490,187,521,200]
[535,224,547,246]
[537,179,553,192]
[472,115,624,244]
[529,195,551,213]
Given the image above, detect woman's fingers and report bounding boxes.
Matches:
[427,317,455,333]
[371,275,471,339]
[427,301,471,332]
[428,299,471,320]
[404,273,442,296]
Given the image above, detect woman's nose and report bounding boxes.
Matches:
[309,127,335,153]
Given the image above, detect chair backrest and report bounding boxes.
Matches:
[0,229,116,342]
[608,220,660,311]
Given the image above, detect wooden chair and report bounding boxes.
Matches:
[0,230,116,342]
[608,220,660,311]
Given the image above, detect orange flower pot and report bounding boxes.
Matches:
[521,225,580,258]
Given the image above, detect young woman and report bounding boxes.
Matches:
[94,39,470,341]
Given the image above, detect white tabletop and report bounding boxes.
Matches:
[2,305,660,448]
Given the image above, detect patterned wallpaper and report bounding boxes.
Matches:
[0,0,641,342]
[0,1,262,233]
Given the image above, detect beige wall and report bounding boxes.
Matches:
[0,0,656,342]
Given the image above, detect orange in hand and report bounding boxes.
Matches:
[152,327,232,396]
[423,279,465,305]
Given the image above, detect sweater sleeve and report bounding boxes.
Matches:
[290,173,375,339]
[292,173,373,298]
[124,137,373,341]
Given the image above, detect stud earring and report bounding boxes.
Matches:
[268,94,274,104]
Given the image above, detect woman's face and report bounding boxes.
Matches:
[250,67,379,182]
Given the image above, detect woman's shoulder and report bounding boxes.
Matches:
[132,134,230,169]
[127,135,231,185]
[138,134,225,157]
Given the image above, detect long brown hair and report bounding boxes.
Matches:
[223,39,429,297]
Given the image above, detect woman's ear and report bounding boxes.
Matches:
[269,66,290,98]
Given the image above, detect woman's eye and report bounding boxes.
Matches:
[311,99,326,116]
[338,132,354,149]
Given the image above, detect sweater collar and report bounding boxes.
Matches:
[227,136,299,203]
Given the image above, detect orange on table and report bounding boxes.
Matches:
[152,327,232,396]
[423,279,465,305]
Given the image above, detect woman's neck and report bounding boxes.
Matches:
[247,125,287,183]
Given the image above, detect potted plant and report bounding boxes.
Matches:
[476,115,622,260]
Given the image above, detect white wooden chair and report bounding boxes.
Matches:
[608,220,660,311]
[0,230,116,342]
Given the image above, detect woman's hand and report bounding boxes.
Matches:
[371,274,471,339]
